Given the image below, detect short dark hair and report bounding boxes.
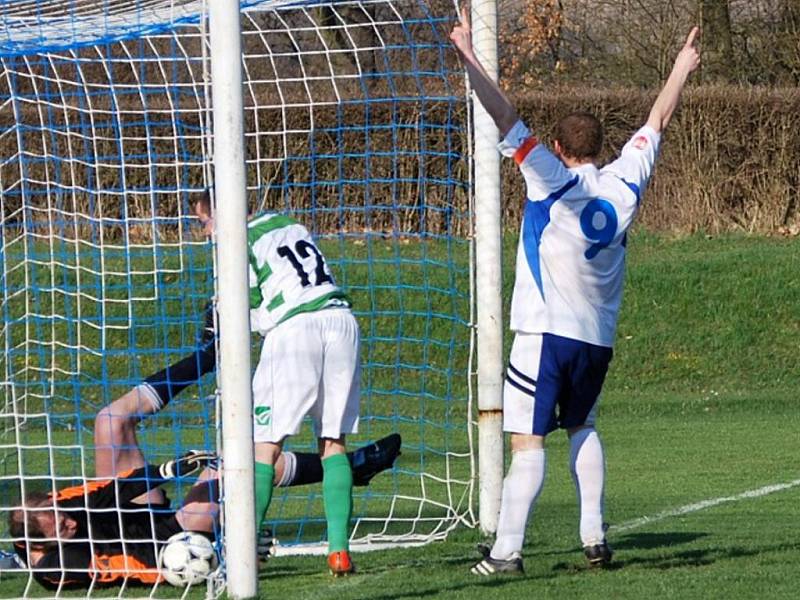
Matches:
[8,492,59,551]
[195,189,212,214]
[554,112,604,161]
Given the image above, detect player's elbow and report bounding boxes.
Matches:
[497,107,520,138]
[645,113,665,135]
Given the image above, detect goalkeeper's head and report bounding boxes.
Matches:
[9,492,79,550]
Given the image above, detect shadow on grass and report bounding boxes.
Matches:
[616,544,781,571]
[613,531,709,550]
[548,531,708,559]
[259,563,308,579]
[551,542,774,574]
[263,547,534,600]
[354,574,529,600]
[551,548,715,574]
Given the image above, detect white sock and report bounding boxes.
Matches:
[275,451,297,487]
[569,428,606,546]
[136,383,163,414]
[490,448,546,560]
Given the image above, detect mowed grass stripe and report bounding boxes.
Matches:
[612,477,800,533]
[1,233,799,599]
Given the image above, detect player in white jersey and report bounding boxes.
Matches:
[451,8,700,574]
[195,194,360,576]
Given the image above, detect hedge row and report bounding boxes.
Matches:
[2,85,797,237]
[510,85,800,234]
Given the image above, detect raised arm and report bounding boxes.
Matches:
[450,6,519,137]
[646,27,701,133]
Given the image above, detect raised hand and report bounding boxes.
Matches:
[448,3,519,135]
[674,27,701,76]
[449,5,473,58]
[646,26,702,133]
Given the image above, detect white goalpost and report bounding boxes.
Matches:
[207,0,257,597]
[0,0,506,596]
[470,0,503,536]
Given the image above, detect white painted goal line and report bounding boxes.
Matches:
[610,477,800,533]
[268,478,800,556]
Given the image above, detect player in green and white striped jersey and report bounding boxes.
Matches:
[195,194,359,576]
[244,212,351,334]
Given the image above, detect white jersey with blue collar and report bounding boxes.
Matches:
[499,120,661,347]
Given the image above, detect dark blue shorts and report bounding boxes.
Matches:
[503,333,613,436]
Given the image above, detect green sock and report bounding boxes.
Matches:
[255,462,275,533]
[322,453,353,552]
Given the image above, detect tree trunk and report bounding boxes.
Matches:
[700,0,734,82]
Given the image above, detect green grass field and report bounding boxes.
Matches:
[257,232,800,600]
[1,232,799,599]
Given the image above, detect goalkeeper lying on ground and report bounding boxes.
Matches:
[8,329,401,590]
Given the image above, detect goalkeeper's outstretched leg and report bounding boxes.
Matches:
[101,332,401,491]
[9,315,400,589]
[93,385,171,506]
[93,301,217,489]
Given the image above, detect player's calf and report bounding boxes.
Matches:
[322,452,353,561]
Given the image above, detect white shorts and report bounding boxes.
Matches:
[503,332,608,435]
[252,308,360,443]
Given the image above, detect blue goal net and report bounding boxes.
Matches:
[0,0,473,595]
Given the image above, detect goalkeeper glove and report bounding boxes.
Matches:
[159,450,219,479]
[199,300,216,347]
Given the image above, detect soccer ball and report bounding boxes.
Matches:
[158,531,218,587]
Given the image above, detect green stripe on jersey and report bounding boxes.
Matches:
[249,254,272,303]
[247,214,297,245]
[249,286,263,309]
[267,292,285,312]
[248,245,270,309]
[278,291,351,325]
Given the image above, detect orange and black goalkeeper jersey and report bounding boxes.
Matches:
[19,464,183,590]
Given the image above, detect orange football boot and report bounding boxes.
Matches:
[327,550,355,576]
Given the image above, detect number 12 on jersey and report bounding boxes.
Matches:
[277,240,334,287]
